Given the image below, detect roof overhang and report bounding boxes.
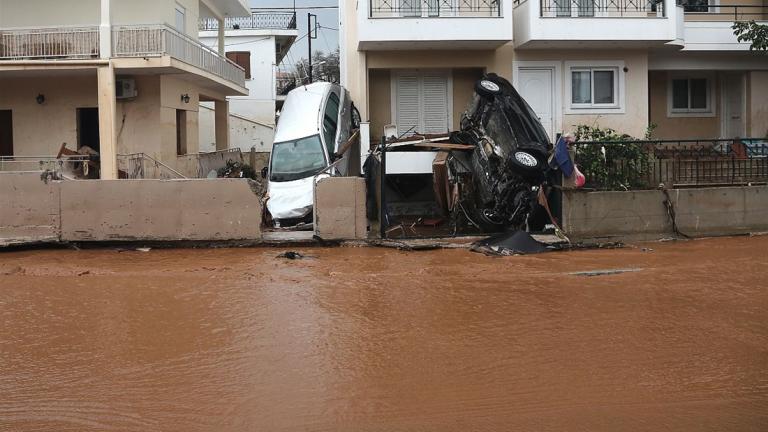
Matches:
[199,0,250,19]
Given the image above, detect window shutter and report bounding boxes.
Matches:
[396,74,420,137]
[422,74,449,134]
[226,51,251,79]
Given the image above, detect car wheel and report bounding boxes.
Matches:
[510,151,542,172]
[475,78,502,98]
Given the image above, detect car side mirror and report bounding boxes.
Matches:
[260,167,268,179]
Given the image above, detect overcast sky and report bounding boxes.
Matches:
[250,0,340,71]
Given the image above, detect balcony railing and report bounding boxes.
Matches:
[199,11,298,30]
[0,27,99,60]
[370,0,502,18]
[679,3,768,21]
[112,25,245,87]
[540,0,665,17]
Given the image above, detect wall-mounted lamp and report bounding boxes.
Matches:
[36,94,46,105]
[181,93,190,104]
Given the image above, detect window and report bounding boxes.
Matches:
[668,76,713,116]
[174,4,186,32]
[683,0,712,13]
[176,109,187,155]
[226,51,251,80]
[0,110,13,157]
[570,68,618,107]
[322,92,340,154]
[392,71,451,137]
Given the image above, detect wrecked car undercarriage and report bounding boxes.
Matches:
[449,73,553,232]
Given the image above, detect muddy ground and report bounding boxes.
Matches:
[1,236,767,431]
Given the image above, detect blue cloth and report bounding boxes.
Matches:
[554,137,574,177]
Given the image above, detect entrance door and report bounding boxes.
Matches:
[77,108,100,152]
[722,73,745,138]
[518,68,555,142]
[0,110,12,156]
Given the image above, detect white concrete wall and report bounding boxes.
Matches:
[199,103,274,153]
[199,31,279,125]
[0,0,200,39]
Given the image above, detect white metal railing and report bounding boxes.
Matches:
[112,25,246,87]
[117,153,187,179]
[0,26,99,60]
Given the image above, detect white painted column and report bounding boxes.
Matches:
[217,18,225,56]
[99,0,112,58]
[97,64,118,179]
[215,100,230,151]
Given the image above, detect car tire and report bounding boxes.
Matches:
[509,150,542,173]
[475,78,502,99]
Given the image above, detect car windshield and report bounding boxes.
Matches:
[270,135,327,182]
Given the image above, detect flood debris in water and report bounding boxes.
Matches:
[276,251,315,260]
[470,230,551,256]
[570,268,644,277]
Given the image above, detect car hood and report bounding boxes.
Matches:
[266,174,329,220]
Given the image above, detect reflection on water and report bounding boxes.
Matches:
[1,236,768,431]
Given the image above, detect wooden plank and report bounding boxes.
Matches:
[414,142,475,151]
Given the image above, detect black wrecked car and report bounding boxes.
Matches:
[450,73,552,232]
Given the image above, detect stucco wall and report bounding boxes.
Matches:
[649,70,721,140]
[0,74,98,156]
[199,104,274,153]
[516,49,650,138]
[0,72,203,172]
[0,0,201,39]
[562,185,768,240]
[748,71,768,138]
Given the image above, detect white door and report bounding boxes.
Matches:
[722,72,745,138]
[518,68,555,142]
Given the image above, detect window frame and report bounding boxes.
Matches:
[174,3,186,33]
[390,69,454,137]
[666,73,716,118]
[564,61,625,114]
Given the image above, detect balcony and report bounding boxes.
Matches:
[199,11,298,31]
[112,25,246,87]
[513,0,683,48]
[681,4,768,51]
[358,0,513,50]
[0,27,100,60]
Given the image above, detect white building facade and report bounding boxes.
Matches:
[340,0,768,149]
[198,12,298,152]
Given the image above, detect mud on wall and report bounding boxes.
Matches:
[562,185,768,240]
[0,174,262,245]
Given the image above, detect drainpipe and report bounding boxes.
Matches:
[99,0,112,59]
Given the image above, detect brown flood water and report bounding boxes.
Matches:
[1,236,768,431]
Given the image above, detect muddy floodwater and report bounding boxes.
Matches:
[1,236,767,431]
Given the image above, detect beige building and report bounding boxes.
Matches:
[341,0,768,152]
[0,0,251,179]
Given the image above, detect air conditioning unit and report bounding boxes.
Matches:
[116,78,137,99]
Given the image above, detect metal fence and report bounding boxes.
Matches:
[117,153,186,180]
[112,25,246,87]
[0,27,99,60]
[540,0,664,17]
[370,0,501,18]
[679,3,768,21]
[0,155,92,176]
[572,138,768,190]
[199,12,298,30]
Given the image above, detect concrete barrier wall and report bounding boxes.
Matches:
[60,179,262,241]
[563,185,768,240]
[314,177,367,240]
[0,172,61,246]
[1,176,262,245]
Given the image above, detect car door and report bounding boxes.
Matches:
[334,88,353,175]
[321,90,341,174]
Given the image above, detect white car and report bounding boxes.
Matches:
[264,82,359,226]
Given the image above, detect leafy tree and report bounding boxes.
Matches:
[572,125,653,191]
[294,49,340,84]
[732,21,768,51]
